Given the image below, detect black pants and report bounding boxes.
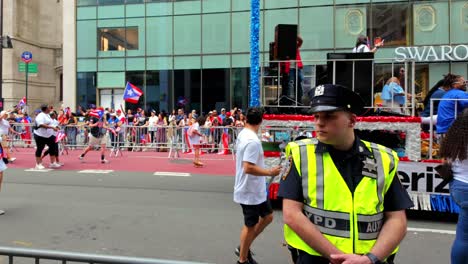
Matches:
[34,134,58,157]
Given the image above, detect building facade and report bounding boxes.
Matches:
[69,0,468,114]
[1,0,63,111]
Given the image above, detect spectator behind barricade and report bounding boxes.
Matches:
[65,112,78,149]
[352,34,383,53]
[437,74,468,135]
[148,110,158,144]
[107,113,119,151]
[156,111,168,152]
[381,75,409,114]
[421,78,449,118]
[439,112,468,264]
[136,110,149,150]
[167,110,177,144]
[126,109,134,126]
[203,112,213,144]
[224,111,235,145]
[235,113,246,128]
[0,111,19,163]
[20,113,32,148]
[220,108,226,121]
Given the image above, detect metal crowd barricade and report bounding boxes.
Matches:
[5,123,241,159]
[0,246,211,264]
[167,126,238,160]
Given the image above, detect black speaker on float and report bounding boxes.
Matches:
[275,24,297,60]
[269,42,277,69]
[326,53,374,107]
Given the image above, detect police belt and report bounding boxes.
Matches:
[303,205,384,240]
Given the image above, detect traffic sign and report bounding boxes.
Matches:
[18,62,38,73]
[21,51,32,63]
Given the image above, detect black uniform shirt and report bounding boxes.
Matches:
[278,137,414,211]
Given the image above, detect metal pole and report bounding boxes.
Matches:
[25,62,28,107]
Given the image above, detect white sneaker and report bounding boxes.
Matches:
[0,210,5,215]
[8,157,16,163]
[35,164,45,170]
[101,159,109,164]
[49,163,61,169]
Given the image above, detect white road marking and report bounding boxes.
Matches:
[408,227,455,235]
[154,172,191,177]
[78,170,114,174]
[25,169,53,172]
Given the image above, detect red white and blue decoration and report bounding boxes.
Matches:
[123,82,143,104]
[16,97,27,108]
[89,108,104,119]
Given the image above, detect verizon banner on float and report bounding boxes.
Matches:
[397,162,450,195]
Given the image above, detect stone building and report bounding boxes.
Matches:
[1,0,62,112]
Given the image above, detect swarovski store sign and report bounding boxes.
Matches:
[395,44,468,62]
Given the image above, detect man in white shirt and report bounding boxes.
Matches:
[234,107,282,264]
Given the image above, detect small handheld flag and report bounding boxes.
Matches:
[17,97,27,108]
[89,108,104,119]
[123,82,143,104]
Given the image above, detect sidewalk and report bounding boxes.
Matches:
[7,148,236,176]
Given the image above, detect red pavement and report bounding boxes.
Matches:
[8,148,236,176]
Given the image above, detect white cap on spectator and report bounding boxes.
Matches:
[0,111,8,116]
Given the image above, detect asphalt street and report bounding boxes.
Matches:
[0,169,457,264]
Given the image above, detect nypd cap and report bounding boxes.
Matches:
[309,84,365,115]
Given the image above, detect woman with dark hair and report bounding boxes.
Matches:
[352,35,383,53]
[439,112,468,264]
[421,78,449,117]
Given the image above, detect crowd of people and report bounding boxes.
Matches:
[0,103,251,169]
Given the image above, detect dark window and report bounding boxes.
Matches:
[174,70,201,113]
[202,69,230,113]
[369,3,410,47]
[146,71,172,113]
[77,72,97,110]
[99,27,138,51]
[125,71,145,111]
[231,68,249,111]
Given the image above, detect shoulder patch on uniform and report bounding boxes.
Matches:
[281,156,293,181]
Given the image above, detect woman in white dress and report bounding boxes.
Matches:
[188,114,204,167]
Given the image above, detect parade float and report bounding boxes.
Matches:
[261,114,458,214]
[246,0,458,214]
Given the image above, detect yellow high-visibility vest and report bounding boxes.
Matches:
[283,138,399,256]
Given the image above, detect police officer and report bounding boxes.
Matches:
[278,84,413,264]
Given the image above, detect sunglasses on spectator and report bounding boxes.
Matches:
[454,80,467,85]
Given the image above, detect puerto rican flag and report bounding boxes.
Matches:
[17,97,26,108]
[55,131,66,143]
[89,108,104,119]
[123,82,143,104]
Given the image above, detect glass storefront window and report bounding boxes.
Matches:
[369,3,410,47]
[77,72,97,109]
[174,70,201,113]
[146,71,172,113]
[202,69,230,113]
[231,68,249,111]
[99,27,138,51]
